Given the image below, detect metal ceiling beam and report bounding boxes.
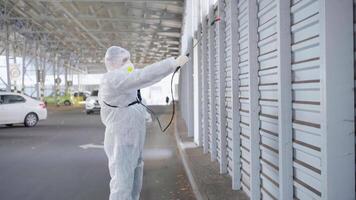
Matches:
[65,37,179,42]
[4,17,182,28]
[4,2,78,51]
[51,2,106,48]
[3,16,182,21]
[100,3,184,15]
[37,0,183,3]
[0,0,183,74]
[15,30,180,35]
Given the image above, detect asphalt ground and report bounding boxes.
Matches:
[0,107,194,200]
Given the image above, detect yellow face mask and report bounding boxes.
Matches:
[122,60,135,73]
[127,66,134,73]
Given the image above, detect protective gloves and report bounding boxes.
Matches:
[175,55,189,67]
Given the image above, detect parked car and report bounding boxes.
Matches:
[85,90,100,114]
[0,92,47,127]
[72,91,89,105]
[44,92,72,106]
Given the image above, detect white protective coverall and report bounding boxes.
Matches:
[99,46,188,200]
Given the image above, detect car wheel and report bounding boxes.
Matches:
[64,100,71,106]
[86,110,92,115]
[24,113,38,127]
[5,124,13,127]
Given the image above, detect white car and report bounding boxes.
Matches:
[0,92,47,127]
[85,90,100,114]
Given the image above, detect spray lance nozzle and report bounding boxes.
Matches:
[177,16,221,71]
[210,16,221,26]
[139,15,222,133]
[184,16,222,58]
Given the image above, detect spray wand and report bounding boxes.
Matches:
[141,16,222,133]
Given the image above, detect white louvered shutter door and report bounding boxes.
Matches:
[224,0,234,177]
[237,0,251,196]
[354,1,356,194]
[214,7,222,164]
[291,0,322,199]
[208,6,218,160]
[198,25,204,148]
[207,16,213,154]
[202,18,210,153]
[257,0,280,199]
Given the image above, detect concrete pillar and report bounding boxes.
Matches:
[228,0,241,190]
[320,1,354,199]
[21,40,27,93]
[13,32,17,92]
[201,6,209,155]
[217,0,227,175]
[247,1,260,199]
[53,54,58,105]
[40,49,46,100]
[35,42,40,99]
[208,2,217,162]
[65,66,68,94]
[276,0,293,199]
[5,22,11,92]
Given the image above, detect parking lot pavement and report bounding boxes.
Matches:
[0,107,194,200]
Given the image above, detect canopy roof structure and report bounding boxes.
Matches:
[0,0,184,74]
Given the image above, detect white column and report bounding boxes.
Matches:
[193,0,202,146]
[65,66,68,93]
[5,22,11,92]
[229,0,241,191]
[247,1,260,199]
[276,0,293,199]
[53,54,58,104]
[217,0,227,174]
[208,4,217,161]
[319,1,354,199]
[13,32,17,92]
[42,52,47,99]
[188,39,194,137]
[35,42,40,100]
[194,26,203,145]
[22,40,27,93]
[202,17,209,154]
[182,0,195,137]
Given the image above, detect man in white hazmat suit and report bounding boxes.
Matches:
[99,46,189,200]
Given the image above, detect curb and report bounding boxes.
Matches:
[174,118,204,200]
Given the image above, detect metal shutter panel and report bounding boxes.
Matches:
[207,16,213,153]
[198,26,205,149]
[291,0,322,199]
[354,0,356,194]
[237,0,251,196]
[257,0,280,199]
[202,18,210,152]
[208,6,218,160]
[214,7,222,163]
[224,0,242,189]
[224,0,234,177]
